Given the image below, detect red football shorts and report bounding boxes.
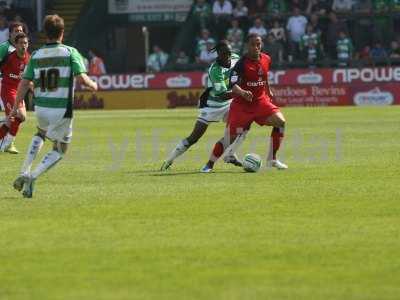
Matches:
[228,98,280,135]
[1,89,24,116]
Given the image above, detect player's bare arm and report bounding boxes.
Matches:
[76,73,98,92]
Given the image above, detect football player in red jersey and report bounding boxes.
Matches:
[0,33,30,153]
[201,33,287,172]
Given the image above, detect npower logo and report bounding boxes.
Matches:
[90,74,156,90]
[333,67,400,83]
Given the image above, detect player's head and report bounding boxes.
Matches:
[212,40,232,67]
[43,14,64,42]
[9,22,24,44]
[245,33,262,59]
[15,33,28,55]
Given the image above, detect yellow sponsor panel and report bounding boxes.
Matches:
[75,89,203,109]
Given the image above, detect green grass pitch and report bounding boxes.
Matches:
[1,107,399,300]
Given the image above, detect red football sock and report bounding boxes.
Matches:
[210,141,224,162]
[270,127,285,160]
[0,124,8,139]
[9,118,22,136]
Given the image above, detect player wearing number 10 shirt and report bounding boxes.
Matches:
[11,14,98,198]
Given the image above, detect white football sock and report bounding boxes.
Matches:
[0,133,15,151]
[31,150,62,179]
[166,139,189,162]
[224,131,247,158]
[20,135,44,176]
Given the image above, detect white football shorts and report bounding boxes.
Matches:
[35,106,73,144]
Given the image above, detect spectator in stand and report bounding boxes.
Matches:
[147,45,169,73]
[175,50,190,65]
[389,40,400,64]
[270,20,286,46]
[332,0,353,13]
[249,17,268,40]
[370,42,388,65]
[263,33,284,67]
[13,14,29,33]
[300,24,322,60]
[358,45,372,65]
[389,40,400,58]
[309,13,323,36]
[336,31,353,66]
[212,0,232,39]
[196,28,216,56]
[193,0,212,29]
[306,44,319,67]
[174,50,190,70]
[248,0,267,17]
[212,0,233,17]
[286,6,308,60]
[326,12,348,59]
[230,32,244,54]
[267,0,288,16]
[232,0,248,19]
[306,0,332,16]
[197,40,217,67]
[88,49,107,75]
[226,18,244,42]
[372,0,390,11]
[0,15,8,43]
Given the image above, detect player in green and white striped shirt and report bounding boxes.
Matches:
[161,40,245,171]
[11,15,97,198]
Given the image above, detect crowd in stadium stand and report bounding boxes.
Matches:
[167,0,400,71]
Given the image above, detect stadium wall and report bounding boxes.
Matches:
[75,67,400,109]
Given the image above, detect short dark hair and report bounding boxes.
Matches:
[43,14,64,40]
[15,33,27,43]
[9,21,24,34]
[212,40,230,53]
[245,33,261,43]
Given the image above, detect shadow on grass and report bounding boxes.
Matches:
[0,195,21,201]
[151,170,245,176]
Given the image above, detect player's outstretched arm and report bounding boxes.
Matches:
[76,73,98,92]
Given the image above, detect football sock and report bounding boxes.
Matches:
[9,117,22,136]
[166,139,190,162]
[20,135,44,176]
[0,123,8,139]
[31,150,62,179]
[225,132,246,158]
[209,141,225,162]
[269,126,285,160]
[0,133,14,151]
